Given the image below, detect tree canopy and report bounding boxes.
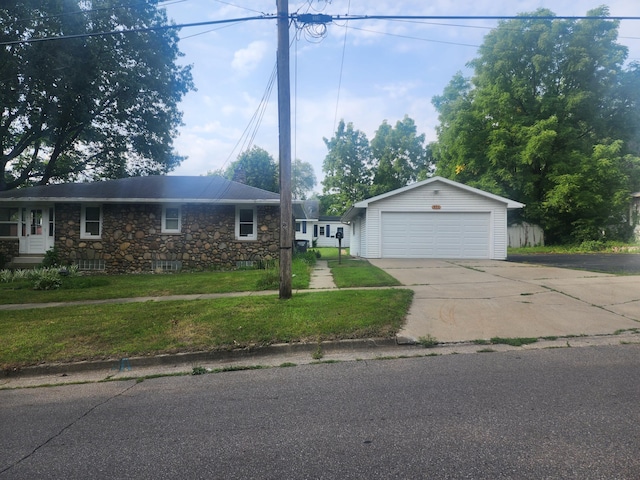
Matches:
[432,7,640,243]
[0,0,193,191]
[321,117,431,215]
[221,146,279,193]
[212,146,317,197]
[370,115,432,196]
[321,120,372,215]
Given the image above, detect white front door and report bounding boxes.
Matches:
[19,207,54,255]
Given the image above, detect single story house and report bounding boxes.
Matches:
[0,176,281,273]
[293,200,350,248]
[342,176,524,260]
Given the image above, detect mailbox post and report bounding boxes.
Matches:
[335,230,344,264]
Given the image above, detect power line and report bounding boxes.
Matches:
[3,12,640,47]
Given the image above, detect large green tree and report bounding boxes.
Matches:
[0,0,193,191]
[292,158,317,200]
[321,120,372,215]
[370,115,432,196]
[223,146,279,193]
[432,7,640,243]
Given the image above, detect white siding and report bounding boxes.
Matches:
[362,181,509,260]
[314,221,350,248]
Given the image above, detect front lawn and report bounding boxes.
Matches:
[0,257,313,305]
[0,289,414,369]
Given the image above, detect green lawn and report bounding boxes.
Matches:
[0,258,313,305]
[0,289,414,369]
[0,250,414,370]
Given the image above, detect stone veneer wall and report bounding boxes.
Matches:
[0,239,19,268]
[55,203,280,273]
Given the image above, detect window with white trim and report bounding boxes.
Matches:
[0,207,19,237]
[236,206,257,240]
[81,205,102,239]
[162,205,181,233]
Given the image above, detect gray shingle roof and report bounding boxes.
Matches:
[0,176,280,204]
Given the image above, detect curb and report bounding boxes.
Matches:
[2,337,400,379]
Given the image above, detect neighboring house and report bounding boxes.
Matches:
[342,176,524,260]
[0,176,280,273]
[293,200,350,248]
[313,216,349,248]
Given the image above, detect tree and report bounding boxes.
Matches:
[0,0,193,191]
[369,115,432,196]
[292,159,316,199]
[321,120,372,215]
[432,7,640,243]
[223,146,279,193]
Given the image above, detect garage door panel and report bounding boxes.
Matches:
[381,212,490,259]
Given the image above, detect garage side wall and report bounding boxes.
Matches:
[362,182,509,260]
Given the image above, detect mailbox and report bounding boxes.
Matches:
[335,230,344,240]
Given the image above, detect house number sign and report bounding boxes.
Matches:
[431,205,442,210]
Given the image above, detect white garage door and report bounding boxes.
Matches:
[381,212,490,258]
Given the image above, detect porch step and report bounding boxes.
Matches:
[7,256,45,269]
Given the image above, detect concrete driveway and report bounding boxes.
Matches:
[368,259,640,343]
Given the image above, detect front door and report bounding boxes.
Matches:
[19,207,54,255]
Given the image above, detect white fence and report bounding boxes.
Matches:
[508,222,544,248]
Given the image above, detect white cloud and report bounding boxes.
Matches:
[231,41,269,74]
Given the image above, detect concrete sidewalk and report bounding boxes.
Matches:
[369,259,640,343]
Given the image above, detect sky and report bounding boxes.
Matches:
[162,0,640,192]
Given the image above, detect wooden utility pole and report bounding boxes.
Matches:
[276,0,292,299]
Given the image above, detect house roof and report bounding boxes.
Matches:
[0,176,281,204]
[342,176,525,222]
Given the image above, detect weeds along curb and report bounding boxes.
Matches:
[1,337,400,379]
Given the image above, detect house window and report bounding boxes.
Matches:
[0,207,19,237]
[319,226,325,236]
[81,205,102,239]
[162,206,181,233]
[236,206,257,240]
[48,207,55,237]
[295,222,301,232]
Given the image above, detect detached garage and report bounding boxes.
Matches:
[342,177,524,260]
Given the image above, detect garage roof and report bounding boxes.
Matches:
[342,176,524,222]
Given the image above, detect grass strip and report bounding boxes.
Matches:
[0,289,413,370]
[328,258,401,288]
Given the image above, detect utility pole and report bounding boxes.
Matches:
[276,0,292,299]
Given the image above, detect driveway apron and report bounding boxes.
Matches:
[368,259,640,343]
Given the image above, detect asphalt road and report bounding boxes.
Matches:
[507,253,640,274]
[2,346,640,479]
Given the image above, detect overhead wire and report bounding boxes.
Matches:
[333,0,351,133]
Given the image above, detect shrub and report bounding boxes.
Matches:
[41,247,61,268]
[0,269,13,283]
[32,268,62,290]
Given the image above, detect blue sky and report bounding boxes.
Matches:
[163,1,640,191]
